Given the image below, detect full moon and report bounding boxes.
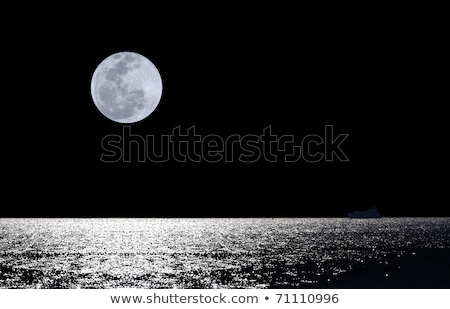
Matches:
[90,51,163,123]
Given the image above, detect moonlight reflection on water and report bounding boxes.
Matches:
[0,218,449,288]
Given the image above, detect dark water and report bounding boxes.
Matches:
[1,218,449,288]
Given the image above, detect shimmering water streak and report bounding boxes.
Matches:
[1,218,449,288]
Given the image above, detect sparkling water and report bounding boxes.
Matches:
[1,218,449,288]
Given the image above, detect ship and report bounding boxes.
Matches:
[348,206,381,218]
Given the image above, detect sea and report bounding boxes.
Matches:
[1,218,449,289]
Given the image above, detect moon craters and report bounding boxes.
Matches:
[90,51,162,123]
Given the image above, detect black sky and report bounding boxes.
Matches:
[2,4,447,217]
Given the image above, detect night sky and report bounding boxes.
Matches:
[3,5,446,217]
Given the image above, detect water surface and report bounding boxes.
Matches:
[1,218,449,288]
